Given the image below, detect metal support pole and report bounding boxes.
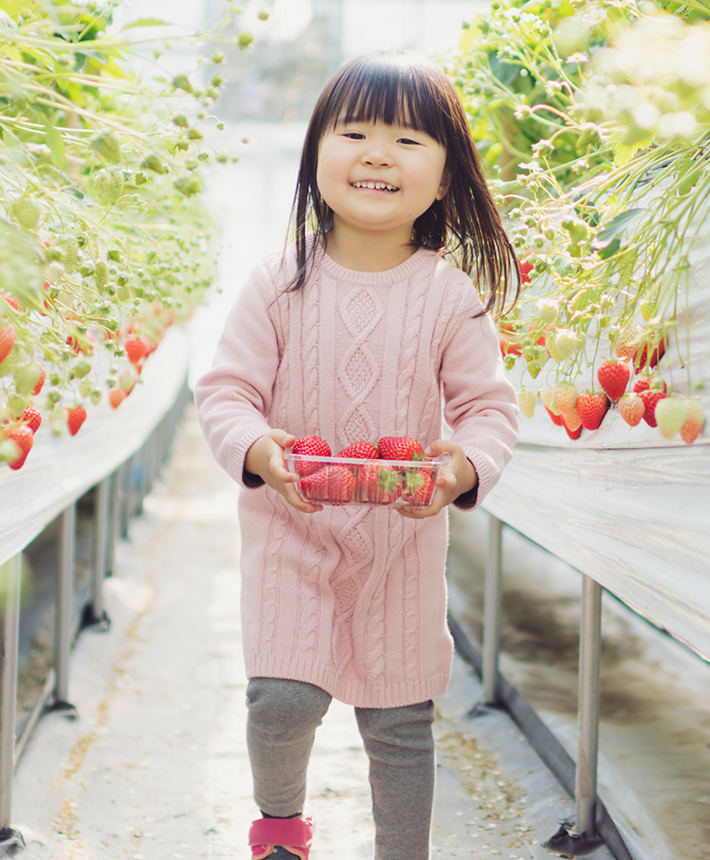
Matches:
[0,555,22,830]
[54,503,75,706]
[106,471,119,576]
[575,574,603,836]
[119,459,131,539]
[83,478,111,630]
[482,515,503,705]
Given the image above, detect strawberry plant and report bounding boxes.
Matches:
[0,0,263,469]
[448,0,709,444]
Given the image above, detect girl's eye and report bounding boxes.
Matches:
[343,132,365,140]
[399,138,420,146]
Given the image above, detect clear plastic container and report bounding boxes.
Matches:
[284,452,450,508]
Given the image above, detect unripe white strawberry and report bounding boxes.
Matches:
[48,408,68,435]
[535,298,559,325]
[546,331,561,362]
[90,129,121,164]
[679,398,705,445]
[13,363,42,396]
[94,168,124,204]
[554,329,578,360]
[614,325,642,359]
[539,385,560,414]
[8,197,41,231]
[553,381,579,414]
[655,397,687,440]
[517,389,536,419]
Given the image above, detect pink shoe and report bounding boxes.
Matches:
[249,816,314,860]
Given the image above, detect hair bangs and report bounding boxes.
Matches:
[325,55,448,145]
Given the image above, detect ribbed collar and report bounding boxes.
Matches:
[315,242,437,285]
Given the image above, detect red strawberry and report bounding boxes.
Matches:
[337,440,379,461]
[22,406,42,434]
[66,405,87,436]
[401,470,435,507]
[108,387,125,410]
[633,375,667,395]
[292,434,331,475]
[124,336,148,365]
[633,330,666,372]
[576,392,609,430]
[544,405,565,426]
[300,465,355,504]
[563,419,583,439]
[618,393,645,427]
[377,436,420,461]
[639,389,667,427]
[5,423,33,469]
[680,399,705,445]
[1,292,19,310]
[0,324,16,365]
[31,366,46,396]
[518,257,533,284]
[357,462,403,505]
[597,360,630,401]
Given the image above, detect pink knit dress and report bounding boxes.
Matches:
[195,242,518,708]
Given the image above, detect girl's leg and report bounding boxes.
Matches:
[246,677,332,816]
[355,700,436,860]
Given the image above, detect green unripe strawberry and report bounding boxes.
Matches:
[9,392,26,418]
[69,356,92,379]
[107,249,121,263]
[174,175,202,197]
[13,363,42,396]
[8,197,41,231]
[90,129,121,164]
[0,346,22,377]
[89,388,103,406]
[173,114,189,128]
[60,238,79,274]
[94,261,108,290]
[140,153,165,174]
[95,168,124,204]
[172,74,193,93]
[184,157,199,171]
[48,408,68,435]
[187,128,203,140]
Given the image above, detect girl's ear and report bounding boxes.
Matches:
[435,167,452,201]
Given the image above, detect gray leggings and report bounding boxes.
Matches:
[246,677,435,860]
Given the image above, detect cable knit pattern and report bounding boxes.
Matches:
[195,240,519,708]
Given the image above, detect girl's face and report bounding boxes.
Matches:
[316,119,449,245]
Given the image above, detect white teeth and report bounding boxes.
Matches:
[353,181,397,191]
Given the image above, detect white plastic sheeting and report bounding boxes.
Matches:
[0,326,189,568]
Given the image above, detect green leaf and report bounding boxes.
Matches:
[613,138,654,167]
[43,121,66,170]
[595,209,643,243]
[597,237,621,260]
[121,17,172,30]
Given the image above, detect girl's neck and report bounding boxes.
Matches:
[323,226,416,272]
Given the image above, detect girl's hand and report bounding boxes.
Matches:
[397,440,477,520]
[245,429,324,514]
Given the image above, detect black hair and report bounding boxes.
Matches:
[286,49,519,318]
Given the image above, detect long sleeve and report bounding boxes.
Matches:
[194,266,283,488]
[439,289,519,510]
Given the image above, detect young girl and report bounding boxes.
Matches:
[196,49,519,860]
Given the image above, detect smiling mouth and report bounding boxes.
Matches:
[351,181,399,192]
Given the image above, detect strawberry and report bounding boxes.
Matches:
[292,434,331,475]
[680,398,705,445]
[613,325,642,359]
[300,465,355,504]
[32,365,46,396]
[401,470,435,507]
[518,257,533,284]
[4,423,33,469]
[618,393,645,427]
[337,440,379,461]
[22,406,42,434]
[554,329,578,361]
[66,405,87,436]
[377,436,420,461]
[517,389,536,419]
[655,398,686,440]
[597,360,630,401]
[535,298,559,325]
[544,405,565,426]
[357,462,403,505]
[633,329,666,372]
[124,336,148,365]
[108,387,125,410]
[563,420,583,440]
[0,324,16,365]
[552,382,579,415]
[576,391,609,430]
[633,374,667,395]
[1,292,19,310]
[639,389,667,427]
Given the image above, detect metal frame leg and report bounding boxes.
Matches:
[575,574,603,836]
[0,555,23,846]
[83,479,111,631]
[483,515,503,705]
[52,504,77,714]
